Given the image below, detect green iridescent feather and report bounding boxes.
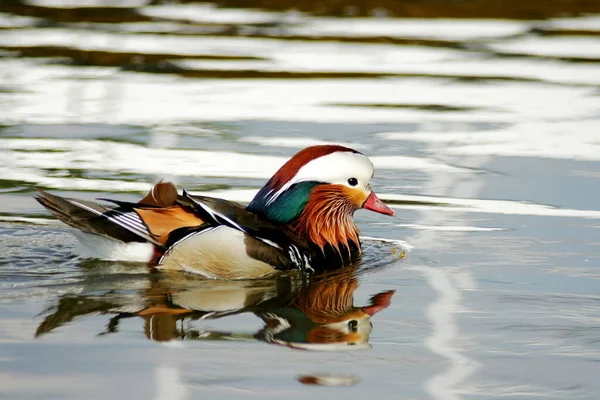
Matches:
[248,182,319,224]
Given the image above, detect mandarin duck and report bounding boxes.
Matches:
[36,145,394,279]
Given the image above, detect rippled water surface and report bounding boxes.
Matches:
[1,1,600,399]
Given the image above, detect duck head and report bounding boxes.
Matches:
[247,145,394,253]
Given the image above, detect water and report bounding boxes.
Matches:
[1,1,600,399]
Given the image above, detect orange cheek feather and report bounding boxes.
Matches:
[340,186,369,209]
[294,184,361,251]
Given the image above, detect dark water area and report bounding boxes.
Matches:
[1,1,600,399]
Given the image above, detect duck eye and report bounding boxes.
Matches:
[348,320,358,332]
[347,178,358,187]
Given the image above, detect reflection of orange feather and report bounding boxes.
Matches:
[137,306,191,316]
[141,313,179,342]
[306,326,356,344]
[136,206,204,244]
[295,278,360,324]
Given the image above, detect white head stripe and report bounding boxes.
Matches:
[266,151,374,205]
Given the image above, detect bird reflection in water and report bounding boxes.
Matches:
[36,265,395,351]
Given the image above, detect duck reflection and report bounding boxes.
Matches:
[36,266,394,350]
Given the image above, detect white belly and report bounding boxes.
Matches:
[158,226,276,279]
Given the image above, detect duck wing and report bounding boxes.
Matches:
[174,191,314,272]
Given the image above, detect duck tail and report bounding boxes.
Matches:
[35,189,147,243]
[35,189,106,231]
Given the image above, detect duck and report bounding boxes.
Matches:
[36,144,395,279]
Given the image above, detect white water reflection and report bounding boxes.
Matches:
[397,224,505,232]
[154,365,188,400]
[2,67,598,126]
[240,136,369,149]
[138,4,528,41]
[0,27,461,63]
[292,18,527,40]
[488,36,600,59]
[380,120,600,162]
[413,265,480,400]
[1,138,285,179]
[0,137,470,189]
[27,0,146,7]
[403,123,490,398]
[0,13,40,28]
[547,15,600,30]
[385,194,600,219]
[141,3,288,25]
